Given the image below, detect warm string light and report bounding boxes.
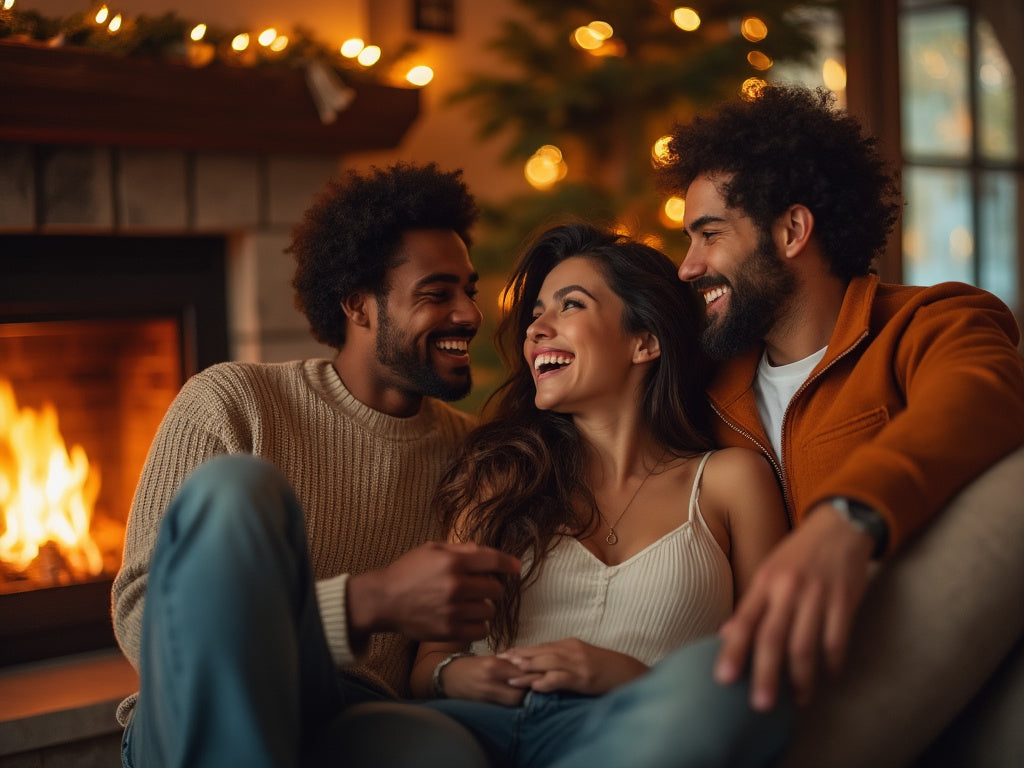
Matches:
[741,16,768,43]
[356,45,381,66]
[2,0,16,10]
[661,196,686,228]
[406,65,434,86]
[742,77,767,98]
[672,7,701,32]
[651,135,673,165]
[823,57,847,92]
[525,145,568,190]
[28,5,429,84]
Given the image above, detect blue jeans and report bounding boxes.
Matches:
[121,454,487,768]
[423,635,794,768]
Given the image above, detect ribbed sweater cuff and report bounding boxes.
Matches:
[315,573,358,668]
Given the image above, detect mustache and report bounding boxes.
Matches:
[429,328,477,341]
[691,275,730,293]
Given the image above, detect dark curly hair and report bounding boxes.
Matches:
[432,221,714,649]
[288,162,479,348]
[657,85,901,281]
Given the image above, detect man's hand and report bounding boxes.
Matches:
[714,503,875,710]
[347,542,521,643]
[499,638,649,696]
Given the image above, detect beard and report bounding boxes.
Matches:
[375,305,473,402]
[697,233,796,361]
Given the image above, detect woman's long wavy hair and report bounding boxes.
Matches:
[432,221,715,649]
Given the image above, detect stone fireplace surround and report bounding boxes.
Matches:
[0,142,340,365]
[0,140,344,766]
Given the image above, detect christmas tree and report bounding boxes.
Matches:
[452,0,840,271]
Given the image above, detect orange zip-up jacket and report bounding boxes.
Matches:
[707,274,1024,555]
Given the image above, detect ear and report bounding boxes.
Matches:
[775,203,814,260]
[632,332,662,364]
[341,290,374,329]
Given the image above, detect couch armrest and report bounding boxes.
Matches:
[780,445,1024,768]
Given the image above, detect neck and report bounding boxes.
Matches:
[764,272,847,366]
[577,421,661,488]
[332,348,423,418]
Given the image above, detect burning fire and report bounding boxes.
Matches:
[0,378,104,585]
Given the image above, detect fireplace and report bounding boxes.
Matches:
[0,233,229,666]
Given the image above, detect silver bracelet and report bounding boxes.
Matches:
[431,651,475,698]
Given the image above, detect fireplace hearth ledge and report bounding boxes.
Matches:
[0,648,136,763]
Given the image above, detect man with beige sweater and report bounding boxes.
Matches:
[111,162,519,768]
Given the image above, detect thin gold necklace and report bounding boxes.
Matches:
[598,454,663,545]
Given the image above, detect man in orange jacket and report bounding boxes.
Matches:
[658,84,1024,763]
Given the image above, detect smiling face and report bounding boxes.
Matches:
[372,228,482,402]
[679,174,795,360]
[524,256,645,415]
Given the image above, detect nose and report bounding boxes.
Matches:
[453,292,483,329]
[526,311,552,343]
[677,242,706,282]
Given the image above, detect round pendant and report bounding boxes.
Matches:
[605,530,618,545]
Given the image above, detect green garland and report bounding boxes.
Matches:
[0,4,409,82]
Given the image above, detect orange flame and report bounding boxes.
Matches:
[0,379,104,582]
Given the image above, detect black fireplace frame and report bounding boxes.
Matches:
[0,233,229,666]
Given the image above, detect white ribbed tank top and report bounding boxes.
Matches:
[472,451,733,665]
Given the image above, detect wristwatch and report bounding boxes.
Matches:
[830,497,889,559]
[431,652,475,698]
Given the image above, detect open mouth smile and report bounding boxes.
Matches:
[702,285,730,306]
[533,351,574,375]
[434,337,471,358]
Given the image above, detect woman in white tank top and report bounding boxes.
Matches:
[411,222,791,767]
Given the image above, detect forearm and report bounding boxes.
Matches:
[817,297,1024,551]
[411,642,470,698]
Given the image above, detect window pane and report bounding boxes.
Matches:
[980,171,1019,309]
[977,20,1017,161]
[902,167,973,286]
[899,7,970,158]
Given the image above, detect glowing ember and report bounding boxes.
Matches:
[0,379,104,585]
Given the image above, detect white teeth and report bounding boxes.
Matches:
[533,352,574,371]
[703,286,729,304]
[436,339,469,353]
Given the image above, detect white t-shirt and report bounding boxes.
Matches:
[754,346,827,462]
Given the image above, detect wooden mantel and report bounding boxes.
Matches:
[0,42,421,154]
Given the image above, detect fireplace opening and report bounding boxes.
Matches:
[0,234,229,666]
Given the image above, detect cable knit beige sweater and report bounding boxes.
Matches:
[111,359,476,725]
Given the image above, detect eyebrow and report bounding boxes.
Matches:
[534,283,597,309]
[685,214,727,235]
[414,271,479,288]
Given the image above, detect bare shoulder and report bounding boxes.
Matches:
[701,447,777,491]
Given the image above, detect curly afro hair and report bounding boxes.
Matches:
[657,85,901,281]
[288,161,479,349]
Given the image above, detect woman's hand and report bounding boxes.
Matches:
[440,654,537,706]
[499,638,649,695]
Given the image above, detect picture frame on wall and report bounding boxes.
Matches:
[413,0,456,34]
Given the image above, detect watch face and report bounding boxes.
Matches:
[831,498,888,558]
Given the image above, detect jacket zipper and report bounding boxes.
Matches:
[713,328,869,528]
[710,402,793,527]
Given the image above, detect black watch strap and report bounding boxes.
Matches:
[830,497,889,559]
